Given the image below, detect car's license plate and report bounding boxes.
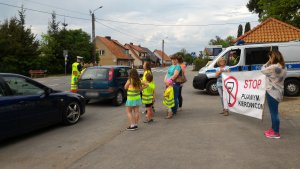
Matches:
[86,92,99,97]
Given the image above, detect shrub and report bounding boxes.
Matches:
[193,57,210,71]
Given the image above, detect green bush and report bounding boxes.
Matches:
[193,57,210,71]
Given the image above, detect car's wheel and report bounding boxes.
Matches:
[85,99,90,104]
[206,79,218,95]
[113,90,124,106]
[284,79,300,96]
[63,101,81,125]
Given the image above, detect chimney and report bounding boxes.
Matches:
[130,42,133,45]
[105,36,111,40]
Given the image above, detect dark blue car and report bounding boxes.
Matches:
[0,73,86,141]
[77,66,132,106]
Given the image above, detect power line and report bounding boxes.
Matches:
[96,18,259,27]
[95,20,145,43]
[1,2,259,27]
[22,0,90,16]
[0,2,90,21]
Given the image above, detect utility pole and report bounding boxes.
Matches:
[162,39,164,66]
[90,6,103,65]
[92,12,96,65]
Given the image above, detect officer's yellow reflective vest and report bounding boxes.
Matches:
[163,86,174,108]
[142,81,155,104]
[70,62,80,92]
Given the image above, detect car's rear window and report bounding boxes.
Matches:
[81,68,108,80]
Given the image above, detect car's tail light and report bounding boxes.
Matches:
[108,68,114,81]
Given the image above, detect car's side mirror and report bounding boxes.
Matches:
[45,88,52,96]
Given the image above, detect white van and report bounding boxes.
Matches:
[193,41,300,96]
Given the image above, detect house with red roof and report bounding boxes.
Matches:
[154,49,171,66]
[124,43,147,67]
[125,43,161,67]
[235,18,300,44]
[95,36,134,66]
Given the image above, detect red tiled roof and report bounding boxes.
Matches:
[154,50,171,61]
[235,18,300,43]
[124,44,142,61]
[97,36,133,60]
[126,43,147,53]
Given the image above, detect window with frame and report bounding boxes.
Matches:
[3,77,44,96]
[245,47,276,65]
[117,68,129,78]
[215,49,241,67]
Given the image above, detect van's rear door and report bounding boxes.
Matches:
[78,68,110,98]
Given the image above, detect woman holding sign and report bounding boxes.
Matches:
[216,57,230,116]
[261,50,286,139]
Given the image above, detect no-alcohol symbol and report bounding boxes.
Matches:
[224,76,238,107]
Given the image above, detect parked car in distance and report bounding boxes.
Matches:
[0,73,86,141]
[77,66,132,106]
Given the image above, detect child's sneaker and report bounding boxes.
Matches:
[126,126,136,131]
[265,130,280,139]
[133,125,138,130]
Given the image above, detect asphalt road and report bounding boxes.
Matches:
[0,67,299,169]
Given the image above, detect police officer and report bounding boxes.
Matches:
[70,56,83,92]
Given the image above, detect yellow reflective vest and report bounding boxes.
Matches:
[142,81,155,104]
[127,85,141,101]
[70,62,81,92]
[163,86,174,108]
[142,70,152,82]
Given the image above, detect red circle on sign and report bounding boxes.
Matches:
[224,76,238,107]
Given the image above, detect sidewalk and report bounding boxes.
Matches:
[280,96,300,127]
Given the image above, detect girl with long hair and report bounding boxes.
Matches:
[124,69,148,131]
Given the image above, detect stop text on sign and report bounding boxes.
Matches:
[244,79,262,89]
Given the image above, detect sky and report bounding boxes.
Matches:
[0,0,259,55]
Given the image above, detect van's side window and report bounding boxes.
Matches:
[216,49,241,67]
[245,47,276,65]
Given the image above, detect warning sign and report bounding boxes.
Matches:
[224,76,238,107]
[222,71,266,119]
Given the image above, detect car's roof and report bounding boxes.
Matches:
[0,73,27,77]
[87,65,131,69]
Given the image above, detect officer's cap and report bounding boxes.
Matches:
[77,56,83,59]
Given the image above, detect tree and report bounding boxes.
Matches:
[237,24,243,37]
[173,48,195,65]
[244,22,251,33]
[209,36,235,48]
[0,7,39,74]
[48,11,60,35]
[246,0,263,18]
[39,13,93,74]
[246,0,300,28]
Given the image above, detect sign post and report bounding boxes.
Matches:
[63,50,68,75]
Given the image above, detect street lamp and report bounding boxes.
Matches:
[90,6,103,65]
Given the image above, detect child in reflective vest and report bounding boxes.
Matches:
[142,73,156,123]
[124,69,148,131]
[163,79,175,119]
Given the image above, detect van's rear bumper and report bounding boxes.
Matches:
[193,74,207,90]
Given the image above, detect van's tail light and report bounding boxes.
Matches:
[108,68,114,81]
